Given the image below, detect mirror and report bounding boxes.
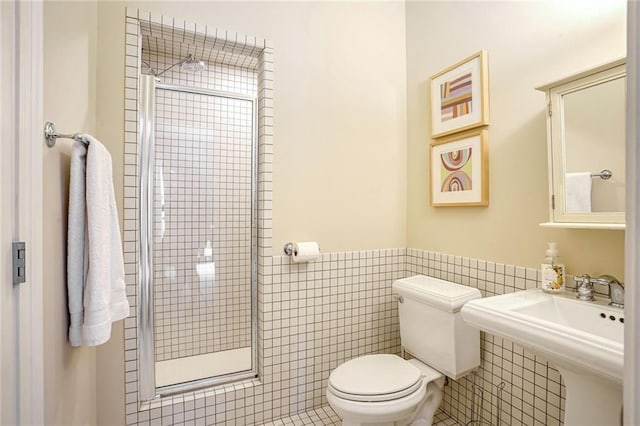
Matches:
[537,59,625,230]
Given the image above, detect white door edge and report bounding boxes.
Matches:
[1,1,45,425]
[1,2,19,424]
[625,1,639,425]
[16,1,45,424]
[0,3,7,423]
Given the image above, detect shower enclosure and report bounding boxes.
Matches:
[137,58,257,399]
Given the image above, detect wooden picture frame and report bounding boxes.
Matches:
[430,128,489,207]
[430,50,489,138]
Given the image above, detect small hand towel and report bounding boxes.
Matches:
[67,137,130,346]
[565,172,592,213]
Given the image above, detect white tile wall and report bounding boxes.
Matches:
[141,50,258,95]
[121,244,569,425]
[406,249,566,426]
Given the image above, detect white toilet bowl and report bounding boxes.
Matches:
[326,276,482,426]
[326,354,445,426]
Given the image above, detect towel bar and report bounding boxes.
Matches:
[44,121,90,148]
[591,169,612,180]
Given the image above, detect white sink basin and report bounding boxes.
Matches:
[461,289,623,426]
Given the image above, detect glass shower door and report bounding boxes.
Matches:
[138,75,257,398]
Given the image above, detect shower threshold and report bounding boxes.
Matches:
[155,347,252,387]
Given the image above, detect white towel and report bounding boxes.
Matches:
[67,137,130,346]
[565,172,592,213]
[67,142,88,346]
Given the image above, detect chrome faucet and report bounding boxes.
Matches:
[573,274,625,308]
[592,275,625,308]
[574,274,595,302]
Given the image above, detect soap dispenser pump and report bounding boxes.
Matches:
[541,242,565,293]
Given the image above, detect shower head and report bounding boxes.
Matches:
[181,54,206,73]
[148,54,206,78]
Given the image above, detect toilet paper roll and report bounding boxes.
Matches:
[292,241,320,263]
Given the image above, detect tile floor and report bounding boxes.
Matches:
[433,409,462,425]
[258,407,340,426]
[259,406,460,426]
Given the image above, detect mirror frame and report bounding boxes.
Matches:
[537,59,626,230]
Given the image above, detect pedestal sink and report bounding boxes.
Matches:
[461,289,623,426]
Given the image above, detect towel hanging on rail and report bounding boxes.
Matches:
[67,137,130,346]
[565,172,592,213]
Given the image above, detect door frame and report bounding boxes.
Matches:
[1,0,44,424]
[17,1,44,424]
[626,2,640,425]
[0,3,9,423]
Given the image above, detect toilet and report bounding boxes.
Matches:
[326,275,481,426]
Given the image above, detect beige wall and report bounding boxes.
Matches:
[406,0,626,277]
[97,1,408,255]
[94,4,126,424]
[43,1,98,425]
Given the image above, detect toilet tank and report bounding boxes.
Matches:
[393,275,481,380]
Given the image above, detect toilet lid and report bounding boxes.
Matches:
[328,354,423,402]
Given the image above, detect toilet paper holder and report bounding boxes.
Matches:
[283,241,321,262]
[283,242,297,256]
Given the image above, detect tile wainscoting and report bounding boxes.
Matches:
[125,249,404,425]
[406,249,566,426]
[123,247,570,425]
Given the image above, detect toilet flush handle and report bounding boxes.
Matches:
[392,293,404,303]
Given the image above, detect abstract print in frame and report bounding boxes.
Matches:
[430,50,489,138]
[430,128,489,206]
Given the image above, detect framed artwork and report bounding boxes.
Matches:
[430,128,489,207]
[430,50,489,138]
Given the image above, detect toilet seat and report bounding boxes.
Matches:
[328,354,424,402]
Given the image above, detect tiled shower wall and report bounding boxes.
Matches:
[152,74,255,361]
[123,8,274,424]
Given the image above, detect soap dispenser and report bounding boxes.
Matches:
[203,240,213,262]
[541,242,565,293]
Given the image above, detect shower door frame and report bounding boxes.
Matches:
[138,74,259,401]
